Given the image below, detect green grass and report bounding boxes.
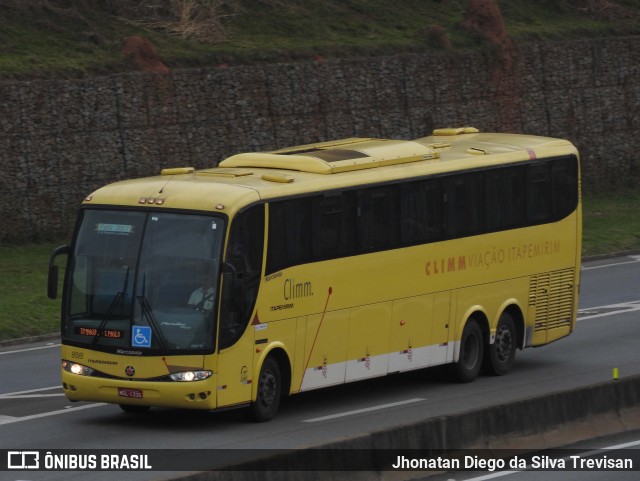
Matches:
[0,242,64,342]
[1,192,638,342]
[582,190,640,256]
[1,0,640,79]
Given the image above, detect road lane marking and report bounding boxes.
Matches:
[600,438,640,449]
[0,343,60,355]
[0,386,107,426]
[303,398,425,423]
[581,255,640,271]
[0,385,64,399]
[0,403,106,426]
[0,393,65,398]
[577,300,640,321]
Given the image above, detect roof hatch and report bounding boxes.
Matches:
[432,126,479,136]
[218,138,439,174]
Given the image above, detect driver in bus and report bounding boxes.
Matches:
[188,267,215,312]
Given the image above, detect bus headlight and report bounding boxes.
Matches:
[62,360,95,376]
[169,371,212,382]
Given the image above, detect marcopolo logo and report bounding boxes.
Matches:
[7,451,39,469]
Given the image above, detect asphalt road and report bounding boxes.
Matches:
[1,253,639,481]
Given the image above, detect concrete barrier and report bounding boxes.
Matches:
[167,374,640,481]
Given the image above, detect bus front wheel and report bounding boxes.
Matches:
[452,320,483,383]
[250,356,282,422]
[484,312,517,376]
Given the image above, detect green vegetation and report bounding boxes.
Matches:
[582,189,640,256]
[1,192,638,342]
[0,242,63,342]
[0,0,639,79]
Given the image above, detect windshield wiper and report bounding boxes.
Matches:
[92,267,129,346]
[136,295,169,352]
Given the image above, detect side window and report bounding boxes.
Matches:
[266,197,314,274]
[226,205,264,277]
[219,205,264,350]
[486,166,526,231]
[358,185,398,251]
[527,163,552,223]
[400,180,442,244]
[443,173,484,238]
[315,191,357,259]
[551,156,578,220]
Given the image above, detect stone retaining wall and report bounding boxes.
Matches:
[0,37,638,242]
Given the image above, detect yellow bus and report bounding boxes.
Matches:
[49,127,581,421]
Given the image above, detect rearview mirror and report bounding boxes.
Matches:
[47,245,70,299]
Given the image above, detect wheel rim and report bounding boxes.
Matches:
[494,324,513,363]
[462,332,479,369]
[258,369,277,407]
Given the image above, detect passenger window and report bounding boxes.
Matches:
[444,173,484,238]
[400,180,442,244]
[527,163,552,223]
[316,192,357,259]
[358,185,398,251]
[552,156,578,220]
[486,167,525,231]
[266,197,313,273]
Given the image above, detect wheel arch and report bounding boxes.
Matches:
[454,307,490,362]
[252,343,292,401]
[498,302,525,350]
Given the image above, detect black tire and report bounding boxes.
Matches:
[119,404,150,414]
[250,356,282,422]
[452,320,484,383]
[484,312,517,376]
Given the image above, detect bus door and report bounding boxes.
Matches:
[215,302,256,408]
[214,205,265,408]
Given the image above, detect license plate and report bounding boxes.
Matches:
[118,388,143,399]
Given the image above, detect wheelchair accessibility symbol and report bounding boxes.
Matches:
[132,326,152,348]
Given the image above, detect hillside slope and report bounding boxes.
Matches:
[1,0,639,79]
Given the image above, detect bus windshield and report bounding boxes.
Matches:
[63,209,225,354]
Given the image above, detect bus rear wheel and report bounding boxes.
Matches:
[484,312,517,376]
[452,320,483,383]
[250,356,282,422]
